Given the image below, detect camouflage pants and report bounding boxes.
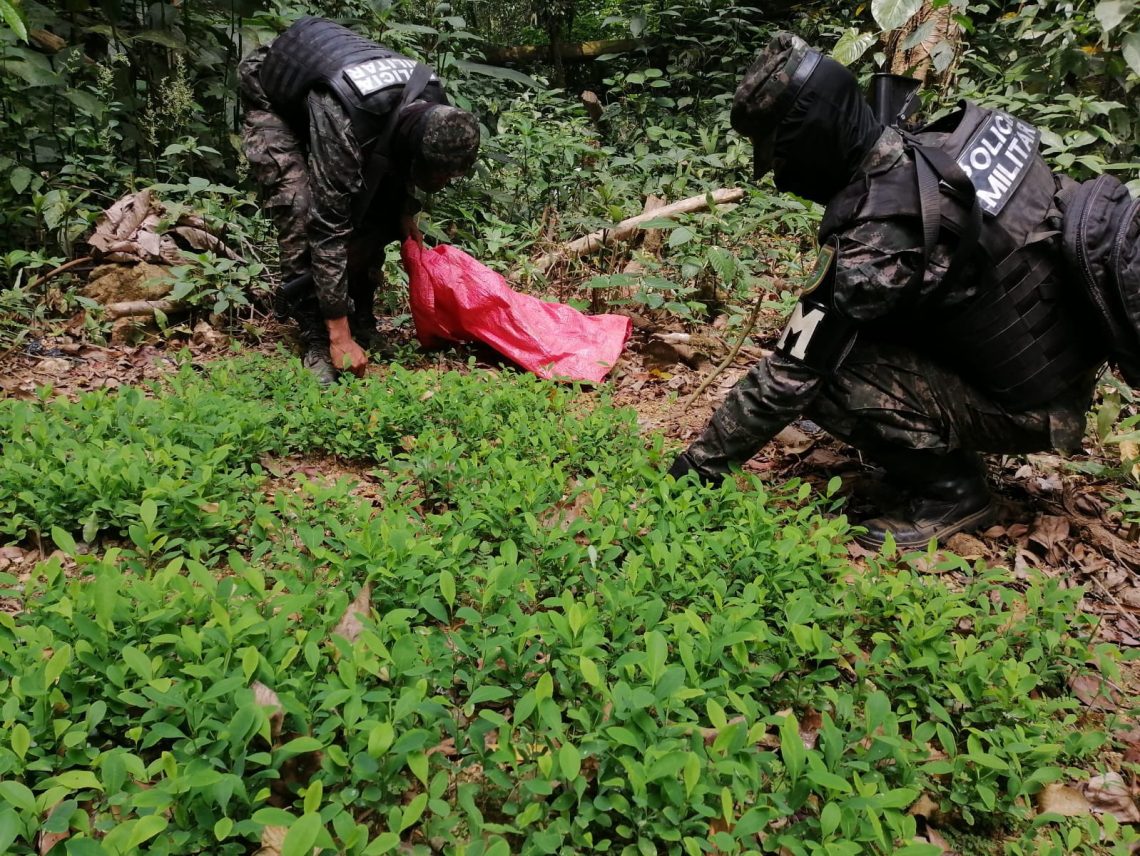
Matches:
[239,51,385,346]
[691,341,1094,486]
[805,342,1093,484]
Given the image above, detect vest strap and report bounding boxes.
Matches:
[352,63,435,227]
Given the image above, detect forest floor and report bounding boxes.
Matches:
[4,302,1140,666]
[2,295,1139,844]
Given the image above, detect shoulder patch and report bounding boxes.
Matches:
[344,58,437,97]
[801,242,837,296]
[955,109,1040,216]
[773,238,854,374]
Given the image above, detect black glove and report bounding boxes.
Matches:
[667,451,726,488]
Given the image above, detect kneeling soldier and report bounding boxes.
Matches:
[670,32,1107,549]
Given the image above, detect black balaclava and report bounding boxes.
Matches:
[771,56,882,204]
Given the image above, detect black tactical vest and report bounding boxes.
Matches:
[259,16,445,147]
[821,101,1104,410]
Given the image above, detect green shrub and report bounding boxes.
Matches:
[0,356,1122,855]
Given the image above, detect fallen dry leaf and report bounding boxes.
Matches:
[1006,523,1030,542]
[700,715,747,746]
[1120,440,1140,481]
[0,545,27,564]
[191,320,225,348]
[775,425,815,455]
[1074,492,1106,516]
[252,681,285,739]
[909,793,939,820]
[38,829,70,855]
[917,826,956,854]
[254,825,287,856]
[332,584,372,643]
[36,357,72,376]
[909,552,955,575]
[1102,565,1131,592]
[1029,515,1070,551]
[1120,587,1140,609]
[846,540,876,560]
[799,708,822,750]
[427,737,457,757]
[997,597,1029,634]
[1119,731,1140,765]
[1069,674,1122,712]
[1013,547,1041,579]
[945,532,987,560]
[1082,772,1140,823]
[1035,782,1091,816]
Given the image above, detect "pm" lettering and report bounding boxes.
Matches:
[776,303,826,360]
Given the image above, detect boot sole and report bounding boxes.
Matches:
[853,503,997,551]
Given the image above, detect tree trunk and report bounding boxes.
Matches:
[886,0,963,90]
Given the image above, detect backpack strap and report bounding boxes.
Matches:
[352,62,435,227]
[912,143,984,294]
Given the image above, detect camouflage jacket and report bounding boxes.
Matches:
[240,45,416,319]
[686,128,1010,472]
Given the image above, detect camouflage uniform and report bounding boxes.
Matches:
[683,125,1100,483]
[238,45,413,347]
[678,31,1110,545]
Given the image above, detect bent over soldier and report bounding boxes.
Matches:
[239,16,480,382]
[669,32,1108,549]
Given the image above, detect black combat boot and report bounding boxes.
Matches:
[854,450,995,549]
[301,347,338,386]
[349,282,403,357]
[667,451,727,488]
[295,306,338,386]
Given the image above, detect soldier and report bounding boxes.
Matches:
[238,17,481,383]
[669,32,1108,549]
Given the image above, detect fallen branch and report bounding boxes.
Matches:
[30,29,67,53]
[678,285,771,412]
[28,256,94,292]
[534,188,744,273]
[104,299,183,320]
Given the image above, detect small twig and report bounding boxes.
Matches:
[1059,540,1140,644]
[678,283,770,413]
[27,256,93,292]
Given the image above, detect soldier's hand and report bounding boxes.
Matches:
[329,337,368,378]
[400,213,424,247]
[667,451,727,488]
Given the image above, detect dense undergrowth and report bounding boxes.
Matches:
[3,0,1138,353]
[0,355,1130,855]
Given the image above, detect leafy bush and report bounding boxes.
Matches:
[0,356,1125,855]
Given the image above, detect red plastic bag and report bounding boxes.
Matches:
[402,240,631,383]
